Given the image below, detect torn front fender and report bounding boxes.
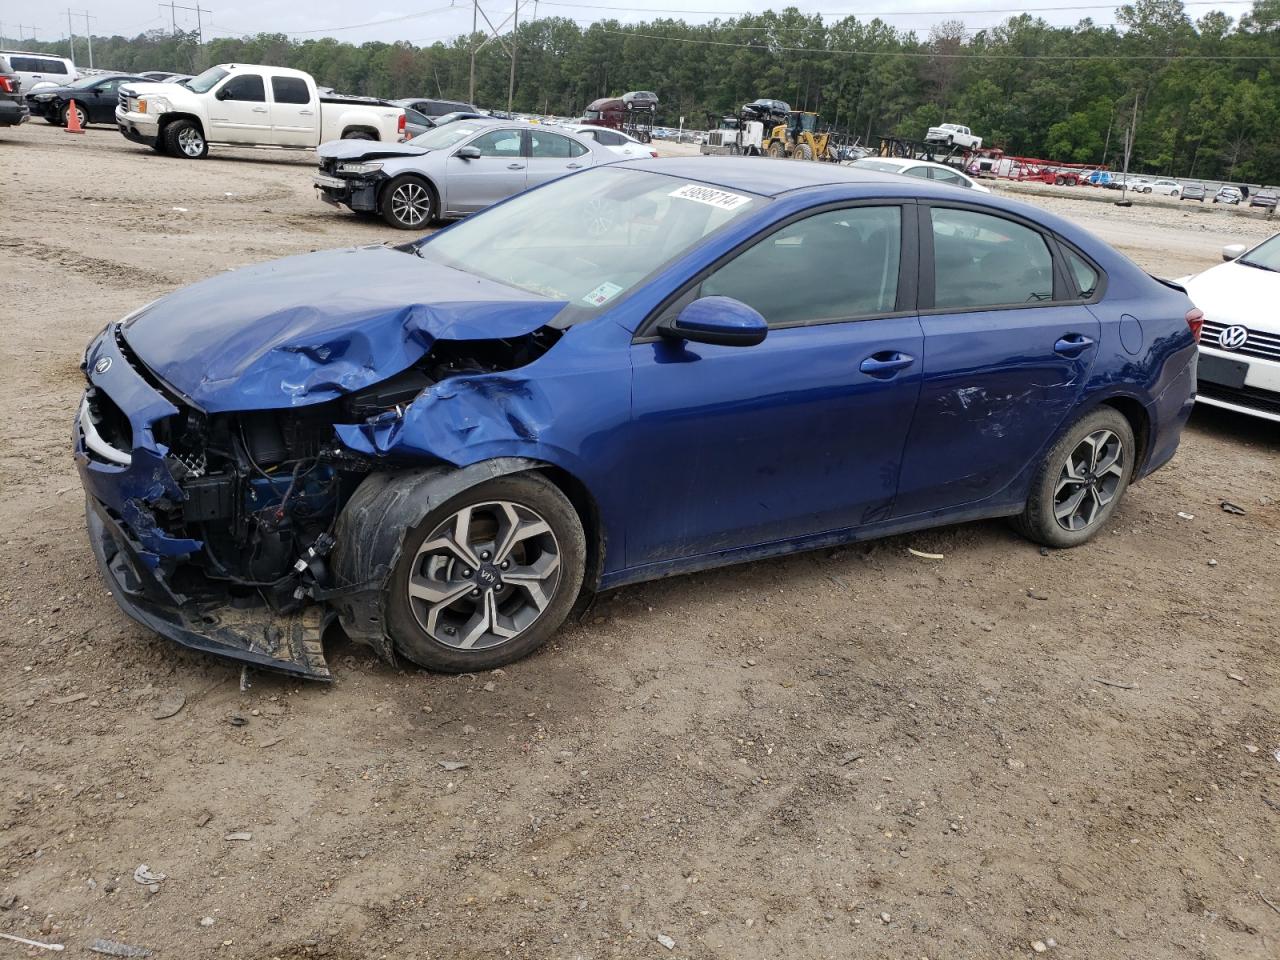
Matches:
[334,372,556,462]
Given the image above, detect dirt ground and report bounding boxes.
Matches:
[1,121,1278,960]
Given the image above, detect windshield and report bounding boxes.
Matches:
[186,66,228,94]
[1240,234,1280,271]
[409,121,489,149]
[417,167,765,316]
[67,75,103,89]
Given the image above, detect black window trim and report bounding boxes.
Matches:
[634,197,920,343]
[916,200,1108,315]
[270,75,311,105]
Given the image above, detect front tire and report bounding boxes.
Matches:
[164,118,207,158]
[380,174,434,229]
[387,474,586,672]
[1012,407,1135,549]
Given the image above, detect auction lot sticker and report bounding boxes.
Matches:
[582,281,624,306]
[669,183,751,210]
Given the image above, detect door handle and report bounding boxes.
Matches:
[859,351,915,378]
[507,163,525,169]
[566,162,582,169]
[252,106,268,113]
[299,109,314,116]
[1054,334,1095,357]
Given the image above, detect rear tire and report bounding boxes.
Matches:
[387,474,586,672]
[767,141,786,159]
[379,174,435,230]
[343,130,375,140]
[1012,407,1135,549]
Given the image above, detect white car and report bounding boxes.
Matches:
[1142,178,1182,197]
[1180,235,1280,422]
[924,122,982,150]
[850,157,991,193]
[557,123,657,159]
[0,50,77,92]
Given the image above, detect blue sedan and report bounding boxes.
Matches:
[74,159,1199,677]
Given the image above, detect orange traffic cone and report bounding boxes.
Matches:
[64,99,84,135]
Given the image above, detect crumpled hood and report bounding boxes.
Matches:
[122,245,566,412]
[1184,260,1280,332]
[316,139,428,161]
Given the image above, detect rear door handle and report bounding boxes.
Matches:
[1054,334,1095,356]
[566,162,582,169]
[859,351,915,378]
[299,109,314,116]
[507,163,524,169]
[252,106,268,113]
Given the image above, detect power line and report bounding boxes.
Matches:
[597,26,1280,59]
[537,0,1254,15]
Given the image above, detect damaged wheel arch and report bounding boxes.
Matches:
[330,457,604,670]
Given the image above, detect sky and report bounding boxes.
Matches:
[0,0,1258,51]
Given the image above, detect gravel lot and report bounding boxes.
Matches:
[2,122,1279,960]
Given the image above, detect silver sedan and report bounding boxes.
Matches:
[314,119,619,229]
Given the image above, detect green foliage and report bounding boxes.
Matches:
[11,2,1280,181]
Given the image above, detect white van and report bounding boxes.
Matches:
[0,51,77,92]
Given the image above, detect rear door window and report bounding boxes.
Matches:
[271,76,310,104]
[530,132,588,158]
[930,208,1054,309]
[1064,249,1099,298]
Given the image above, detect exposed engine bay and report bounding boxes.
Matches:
[105,328,562,615]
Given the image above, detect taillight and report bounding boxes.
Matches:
[397,113,406,134]
[0,77,12,93]
[1186,307,1204,343]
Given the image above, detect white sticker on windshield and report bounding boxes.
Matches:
[582,281,624,307]
[668,183,751,210]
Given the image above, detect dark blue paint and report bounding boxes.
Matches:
[121,247,565,412]
[78,159,1197,614]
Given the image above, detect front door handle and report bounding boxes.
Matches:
[507,163,525,169]
[566,162,582,169]
[1054,334,1095,356]
[859,351,915,378]
[252,106,268,113]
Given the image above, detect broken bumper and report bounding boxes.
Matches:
[86,498,332,678]
[115,107,159,147]
[313,172,381,212]
[75,324,333,679]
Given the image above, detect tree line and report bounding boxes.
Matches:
[11,0,1280,183]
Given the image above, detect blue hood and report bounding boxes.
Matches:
[122,245,565,412]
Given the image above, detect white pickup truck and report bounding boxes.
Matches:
[115,63,404,159]
[924,122,982,150]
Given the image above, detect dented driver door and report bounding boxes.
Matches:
[891,203,1101,517]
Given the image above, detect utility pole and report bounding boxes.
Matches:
[159,2,210,45]
[69,11,97,69]
[506,0,517,115]
[469,0,477,104]
[66,9,76,62]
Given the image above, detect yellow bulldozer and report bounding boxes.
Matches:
[764,111,837,162]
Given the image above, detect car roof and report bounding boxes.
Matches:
[616,157,913,197]
[218,63,310,80]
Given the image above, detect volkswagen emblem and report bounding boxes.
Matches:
[1218,324,1249,350]
[94,357,112,375]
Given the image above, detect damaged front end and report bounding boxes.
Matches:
[75,247,568,678]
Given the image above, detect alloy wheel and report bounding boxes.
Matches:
[1053,429,1124,532]
[177,127,204,157]
[407,501,561,651]
[391,182,430,226]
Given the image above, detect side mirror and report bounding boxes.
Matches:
[215,86,231,101]
[456,145,481,160]
[658,296,767,347]
[1222,243,1247,262]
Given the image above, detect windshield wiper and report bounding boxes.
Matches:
[1237,259,1279,273]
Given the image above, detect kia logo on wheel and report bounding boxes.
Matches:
[1218,324,1249,350]
[94,357,112,374]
